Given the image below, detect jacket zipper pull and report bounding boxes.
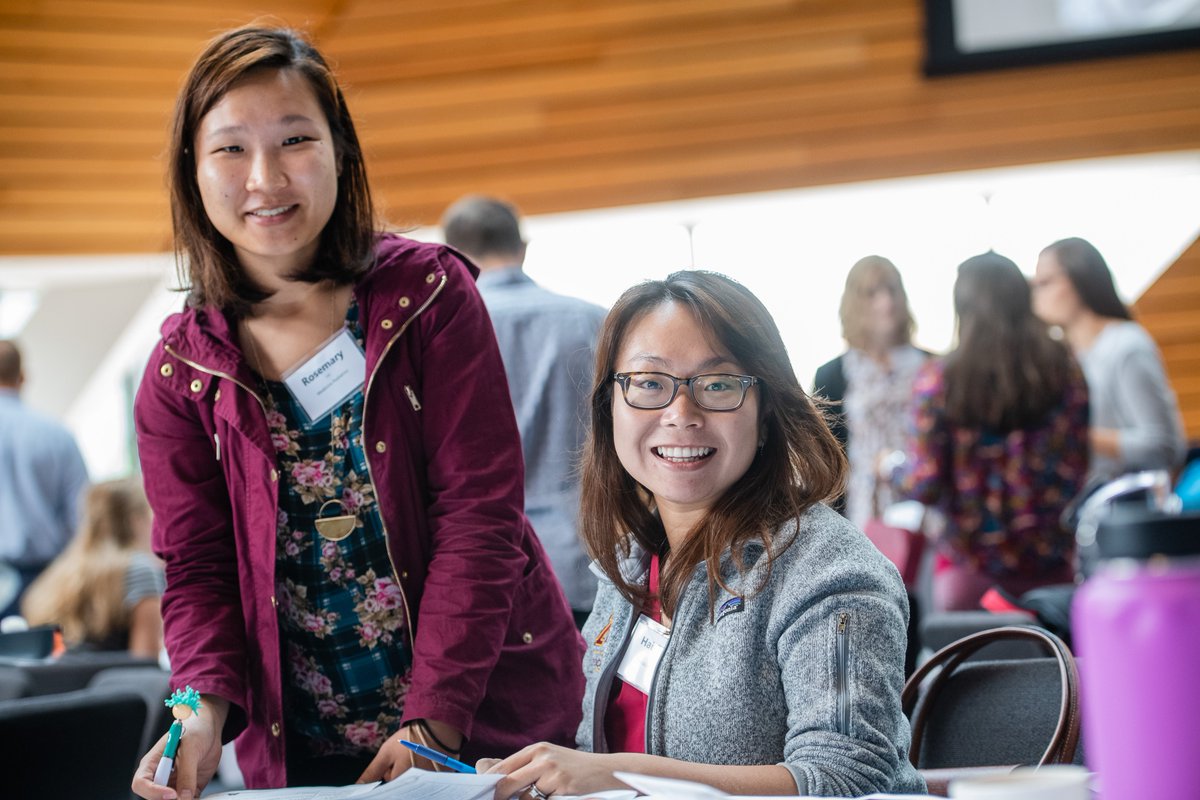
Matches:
[404,385,422,411]
[214,433,221,462]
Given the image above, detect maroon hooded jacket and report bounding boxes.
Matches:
[135,235,585,787]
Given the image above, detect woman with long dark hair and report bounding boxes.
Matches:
[479,271,924,798]
[1034,237,1185,483]
[902,253,1089,611]
[131,25,581,798]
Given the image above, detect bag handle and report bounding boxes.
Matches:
[902,625,1080,768]
[871,449,912,521]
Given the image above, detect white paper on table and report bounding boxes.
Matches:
[205,769,503,800]
[369,769,502,800]
[204,783,380,800]
[611,772,728,798]
[611,771,942,800]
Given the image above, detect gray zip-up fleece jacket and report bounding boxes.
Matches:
[576,503,926,796]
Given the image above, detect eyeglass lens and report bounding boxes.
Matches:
[622,372,749,410]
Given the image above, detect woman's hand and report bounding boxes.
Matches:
[357,719,464,783]
[131,694,228,800]
[483,742,625,800]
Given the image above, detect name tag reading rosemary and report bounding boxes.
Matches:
[282,327,366,422]
[615,614,670,695]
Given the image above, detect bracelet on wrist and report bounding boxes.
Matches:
[414,719,462,754]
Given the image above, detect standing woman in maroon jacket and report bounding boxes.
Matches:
[131,25,583,799]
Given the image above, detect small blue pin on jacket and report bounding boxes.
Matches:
[399,739,477,773]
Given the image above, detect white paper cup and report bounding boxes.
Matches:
[949,765,1091,800]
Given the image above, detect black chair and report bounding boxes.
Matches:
[919,611,1046,660]
[0,666,29,701]
[903,625,1082,796]
[0,685,147,800]
[0,651,157,698]
[0,625,58,660]
[89,666,173,759]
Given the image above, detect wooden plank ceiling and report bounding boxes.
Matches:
[1135,234,1200,441]
[2,0,1199,256]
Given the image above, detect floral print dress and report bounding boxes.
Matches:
[263,306,413,757]
[900,358,1089,581]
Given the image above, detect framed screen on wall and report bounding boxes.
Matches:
[924,0,1200,75]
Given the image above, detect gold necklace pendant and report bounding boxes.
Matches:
[315,499,357,541]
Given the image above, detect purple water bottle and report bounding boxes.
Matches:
[1072,510,1200,798]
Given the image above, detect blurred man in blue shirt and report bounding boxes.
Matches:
[443,197,605,626]
[0,340,89,619]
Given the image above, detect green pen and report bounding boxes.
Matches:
[154,687,202,786]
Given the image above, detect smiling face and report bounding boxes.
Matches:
[612,301,761,539]
[194,68,339,287]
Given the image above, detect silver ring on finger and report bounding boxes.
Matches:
[529,785,552,800]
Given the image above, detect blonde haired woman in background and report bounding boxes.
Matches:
[813,256,929,529]
[23,478,164,659]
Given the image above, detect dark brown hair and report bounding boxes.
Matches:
[580,270,846,617]
[1040,237,1132,321]
[0,340,20,385]
[169,25,376,313]
[839,255,915,350]
[441,195,525,261]
[944,253,1072,430]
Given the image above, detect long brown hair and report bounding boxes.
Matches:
[839,255,915,350]
[168,25,376,314]
[580,271,846,617]
[23,479,152,647]
[944,253,1072,430]
[1040,237,1132,321]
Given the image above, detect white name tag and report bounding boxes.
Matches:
[281,327,366,422]
[615,614,670,695]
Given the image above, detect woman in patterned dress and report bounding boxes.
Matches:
[900,253,1089,611]
[131,25,582,799]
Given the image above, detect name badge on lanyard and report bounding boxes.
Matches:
[615,614,670,695]
[281,327,366,422]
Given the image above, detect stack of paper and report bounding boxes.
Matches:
[204,769,942,800]
[613,771,943,800]
[205,769,502,800]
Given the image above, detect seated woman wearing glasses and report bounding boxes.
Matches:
[481,271,925,798]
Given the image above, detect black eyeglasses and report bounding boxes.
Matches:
[612,372,759,411]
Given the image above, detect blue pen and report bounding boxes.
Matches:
[399,739,477,773]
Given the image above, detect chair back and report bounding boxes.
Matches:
[0,625,57,659]
[0,650,157,697]
[919,611,1047,660]
[89,666,173,757]
[0,685,147,800]
[903,625,1081,770]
